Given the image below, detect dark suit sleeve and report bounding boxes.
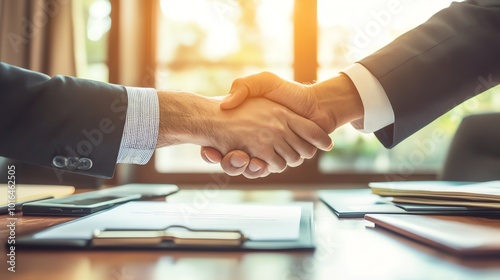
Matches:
[358,0,500,148]
[0,62,128,178]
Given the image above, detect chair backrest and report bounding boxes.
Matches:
[439,113,500,182]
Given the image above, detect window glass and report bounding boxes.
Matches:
[317,0,500,174]
[155,0,294,173]
[81,0,111,82]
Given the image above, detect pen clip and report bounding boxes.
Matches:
[92,225,247,247]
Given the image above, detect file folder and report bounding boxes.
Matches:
[319,189,500,218]
[15,201,315,251]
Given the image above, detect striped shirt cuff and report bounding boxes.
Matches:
[117,87,159,164]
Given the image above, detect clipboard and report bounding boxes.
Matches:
[15,202,314,251]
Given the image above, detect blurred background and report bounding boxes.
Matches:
[1,0,499,187]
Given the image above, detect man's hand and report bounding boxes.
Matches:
[200,72,364,178]
[223,72,335,132]
[156,91,333,174]
[201,148,271,178]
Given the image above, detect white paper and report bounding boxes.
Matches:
[370,180,500,199]
[34,202,302,241]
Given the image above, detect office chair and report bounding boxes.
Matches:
[439,113,500,182]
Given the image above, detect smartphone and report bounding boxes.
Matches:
[22,184,179,216]
[98,184,179,199]
[22,193,141,216]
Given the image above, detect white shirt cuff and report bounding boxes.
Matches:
[342,63,395,133]
[117,87,159,164]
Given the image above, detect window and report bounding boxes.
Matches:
[316,0,500,175]
[99,0,499,184]
[80,0,111,82]
[155,0,294,173]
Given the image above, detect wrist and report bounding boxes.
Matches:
[156,91,221,148]
[310,73,364,131]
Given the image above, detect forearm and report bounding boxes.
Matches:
[310,73,364,133]
[156,91,222,148]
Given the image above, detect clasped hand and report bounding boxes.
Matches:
[198,72,363,178]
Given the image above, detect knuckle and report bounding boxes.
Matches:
[269,122,286,134]
[271,107,289,117]
[259,71,278,80]
[257,128,274,143]
[251,145,268,157]
[232,77,244,86]
[231,78,246,90]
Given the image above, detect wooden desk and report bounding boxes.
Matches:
[1,189,500,280]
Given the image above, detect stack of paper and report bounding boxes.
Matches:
[369,181,500,209]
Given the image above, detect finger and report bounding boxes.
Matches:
[241,158,269,179]
[274,138,303,168]
[286,113,333,151]
[220,79,251,110]
[283,129,318,159]
[200,147,223,163]
[243,168,271,179]
[261,150,287,173]
[288,157,304,168]
[220,90,249,110]
[220,151,251,176]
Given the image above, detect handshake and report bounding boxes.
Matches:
[156,72,364,178]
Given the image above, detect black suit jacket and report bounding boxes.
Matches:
[0,63,127,178]
[359,0,500,148]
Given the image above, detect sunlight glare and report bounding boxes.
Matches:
[160,0,216,23]
[257,0,293,37]
[201,23,240,60]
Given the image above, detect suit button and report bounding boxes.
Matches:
[78,158,93,170]
[66,157,80,170]
[52,156,67,168]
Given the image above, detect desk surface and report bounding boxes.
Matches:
[2,189,500,280]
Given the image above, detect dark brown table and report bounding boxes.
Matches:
[2,188,500,280]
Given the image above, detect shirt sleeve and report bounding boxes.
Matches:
[342,63,395,133]
[116,87,159,164]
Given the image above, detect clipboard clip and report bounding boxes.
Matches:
[92,225,247,247]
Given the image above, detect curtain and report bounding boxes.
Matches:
[0,0,77,76]
[108,0,156,87]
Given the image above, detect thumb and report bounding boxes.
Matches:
[220,87,249,110]
[221,72,280,110]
